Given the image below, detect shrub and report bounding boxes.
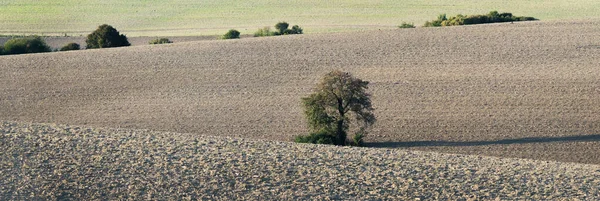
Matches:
[282,25,304,35]
[351,132,365,147]
[86,24,130,49]
[275,22,289,35]
[2,36,52,55]
[295,129,336,144]
[398,22,416,28]
[59,43,80,51]
[254,27,276,37]
[0,46,4,55]
[149,38,172,44]
[221,29,241,39]
[424,14,447,27]
[290,25,303,34]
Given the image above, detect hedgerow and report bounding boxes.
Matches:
[424,11,537,27]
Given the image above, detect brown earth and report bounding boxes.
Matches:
[0,35,253,50]
[3,121,599,200]
[1,20,599,164]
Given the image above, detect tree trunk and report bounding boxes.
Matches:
[336,98,346,145]
[336,120,346,146]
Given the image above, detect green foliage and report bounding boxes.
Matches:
[351,131,365,147]
[85,24,130,49]
[275,22,289,35]
[2,36,51,55]
[0,46,4,55]
[297,70,376,146]
[221,29,241,39]
[285,25,303,34]
[254,22,303,37]
[149,38,172,44]
[59,43,80,51]
[254,27,276,37]
[424,11,537,27]
[398,22,416,28]
[294,129,336,144]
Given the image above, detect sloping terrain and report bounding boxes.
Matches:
[1,121,599,200]
[1,20,600,164]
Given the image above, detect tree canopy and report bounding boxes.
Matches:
[86,24,130,49]
[297,70,376,146]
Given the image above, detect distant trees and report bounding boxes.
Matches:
[287,25,303,35]
[254,27,277,37]
[59,43,81,51]
[1,36,52,55]
[86,24,130,49]
[296,70,376,146]
[254,22,303,37]
[424,11,537,27]
[222,29,241,39]
[149,38,172,44]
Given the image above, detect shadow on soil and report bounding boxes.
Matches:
[366,134,600,148]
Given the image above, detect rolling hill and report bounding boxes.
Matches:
[1,20,600,164]
[2,121,599,199]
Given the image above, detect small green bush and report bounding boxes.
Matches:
[2,36,52,55]
[398,22,416,28]
[295,130,336,145]
[221,29,241,39]
[288,25,303,34]
[149,38,172,44]
[86,24,130,49]
[59,43,80,51]
[254,27,276,37]
[351,132,365,147]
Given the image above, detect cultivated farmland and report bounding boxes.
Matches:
[2,121,600,199]
[1,20,599,164]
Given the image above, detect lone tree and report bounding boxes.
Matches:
[296,70,376,146]
[274,22,289,35]
[86,24,130,49]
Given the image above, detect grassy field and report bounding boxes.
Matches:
[1,0,599,36]
[1,20,599,164]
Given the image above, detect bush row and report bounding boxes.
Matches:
[424,11,537,27]
[1,21,305,55]
[255,22,303,37]
[0,24,130,56]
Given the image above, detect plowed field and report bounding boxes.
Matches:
[1,20,599,164]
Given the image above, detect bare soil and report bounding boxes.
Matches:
[2,122,599,200]
[0,35,251,50]
[1,20,599,164]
